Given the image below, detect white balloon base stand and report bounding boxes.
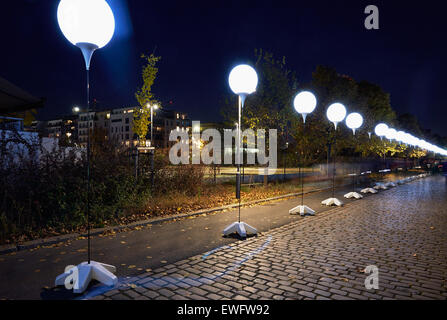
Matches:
[55,261,118,294]
[289,205,315,216]
[223,222,257,238]
[385,182,397,188]
[374,183,388,190]
[321,198,343,207]
[344,192,363,199]
[361,188,377,194]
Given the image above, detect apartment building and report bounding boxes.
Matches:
[78,111,95,147]
[152,109,191,148]
[29,106,191,149]
[109,107,137,147]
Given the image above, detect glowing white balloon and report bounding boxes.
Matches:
[293,91,317,123]
[345,112,363,135]
[326,103,347,129]
[396,131,406,143]
[385,128,397,141]
[228,64,258,96]
[57,0,115,49]
[374,123,388,137]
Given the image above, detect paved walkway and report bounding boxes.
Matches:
[0,175,368,299]
[90,175,447,300]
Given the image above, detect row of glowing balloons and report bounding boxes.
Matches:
[228,64,447,157]
[374,123,447,156]
[228,65,364,134]
[55,0,446,158]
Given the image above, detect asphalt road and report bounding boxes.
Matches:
[0,175,409,299]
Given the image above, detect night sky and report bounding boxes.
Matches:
[1,0,446,135]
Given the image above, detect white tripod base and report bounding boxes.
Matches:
[374,183,388,190]
[223,222,257,238]
[361,188,377,194]
[289,205,316,216]
[321,198,343,207]
[55,261,118,294]
[385,182,396,188]
[344,192,363,199]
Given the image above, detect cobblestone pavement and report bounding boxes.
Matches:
[90,175,447,300]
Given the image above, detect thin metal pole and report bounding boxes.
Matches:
[86,68,91,265]
[237,96,241,223]
[332,129,337,198]
[151,106,153,147]
[353,135,356,190]
[301,123,305,206]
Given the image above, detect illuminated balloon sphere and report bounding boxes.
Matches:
[293,91,317,123]
[228,64,258,96]
[326,103,347,129]
[385,128,397,140]
[374,123,388,137]
[345,112,363,134]
[57,0,115,49]
[396,131,406,143]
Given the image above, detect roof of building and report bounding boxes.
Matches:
[0,76,45,114]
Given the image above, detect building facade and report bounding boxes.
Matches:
[29,107,191,150]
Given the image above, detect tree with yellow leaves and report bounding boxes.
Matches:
[134,53,161,144]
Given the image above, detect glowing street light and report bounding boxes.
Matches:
[344,112,364,200]
[148,103,159,147]
[55,0,117,293]
[223,64,258,238]
[322,103,347,207]
[289,91,317,216]
[73,106,81,113]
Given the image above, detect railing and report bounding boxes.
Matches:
[0,116,24,131]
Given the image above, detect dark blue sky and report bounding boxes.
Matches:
[1,0,446,135]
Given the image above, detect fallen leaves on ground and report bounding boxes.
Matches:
[0,179,317,245]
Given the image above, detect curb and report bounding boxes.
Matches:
[0,179,363,255]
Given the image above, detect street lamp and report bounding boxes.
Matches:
[73,106,81,113]
[55,0,117,293]
[148,103,159,147]
[289,91,317,216]
[344,112,364,200]
[223,64,258,238]
[322,103,347,207]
